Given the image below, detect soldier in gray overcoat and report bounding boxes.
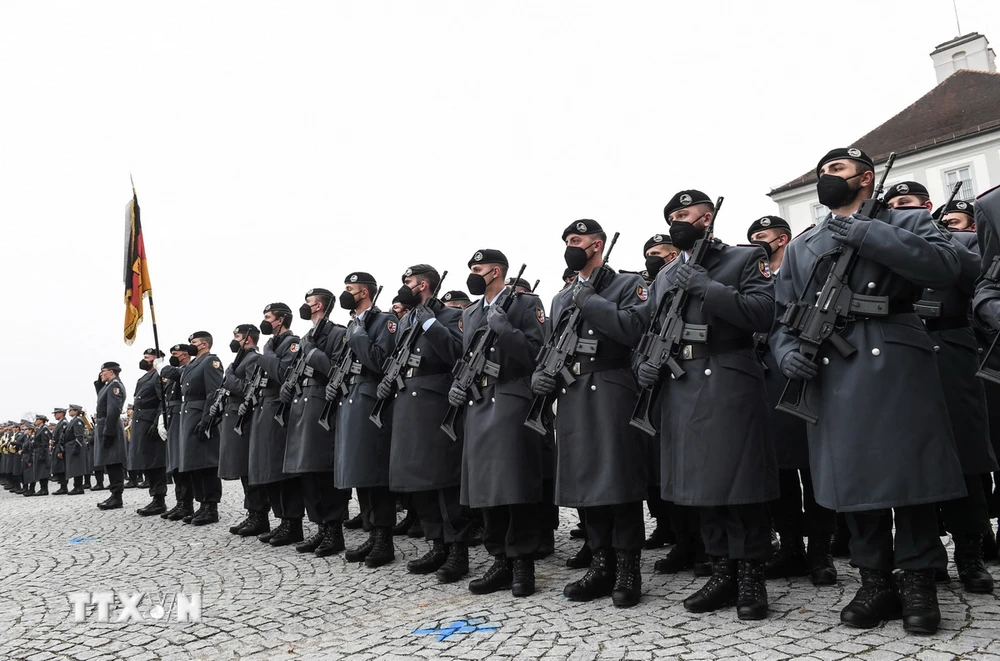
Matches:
[64,405,89,494]
[772,147,965,634]
[160,344,195,521]
[531,219,648,608]
[637,192,778,621]
[178,331,225,526]
[29,415,52,496]
[381,265,468,582]
[49,408,69,494]
[332,272,397,568]
[213,324,269,536]
[94,361,128,509]
[133,348,168,516]
[449,249,545,597]
[245,303,304,547]
[19,426,34,495]
[281,288,350,557]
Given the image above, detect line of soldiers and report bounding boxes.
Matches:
[7,145,1000,635]
[1,407,100,495]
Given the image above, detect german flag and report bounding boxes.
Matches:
[123,188,152,345]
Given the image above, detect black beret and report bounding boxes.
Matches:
[35,414,48,422]
[344,272,377,287]
[101,361,121,371]
[941,199,975,218]
[52,407,66,414]
[401,264,437,283]
[233,323,259,335]
[126,403,134,409]
[169,343,197,356]
[562,267,577,281]
[305,288,334,300]
[746,215,791,241]
[882,181,929,204]
[442,290,471,303]
[188,331,212,342]
[142,347,165,358]
[643,234,672,254]
[561,219,603,242]
[506,277,531,291]
[663,190,713,221]
[68,404,83,411]
[467,249,509,268]
[391,295,402,304]
[816,147,874,177]
[263,302,292,316]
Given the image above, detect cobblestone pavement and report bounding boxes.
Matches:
[2,486,1000,661]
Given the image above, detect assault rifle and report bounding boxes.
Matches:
[936,181,965,226]
[369,271,449,428]
[524,233,619,435]
[775,152,897,424]
[440,264,526,441]
[629,197,723,436]
[233,366,263,436]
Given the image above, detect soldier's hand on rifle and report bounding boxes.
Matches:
[486,305,509,333]
[979,299,1000,332]
[279,381,294,405]
[636,361,661,389]
[209,401,221,418]
[780,350,819,381]
[194,421,208,438]
[675,264,711,298]
[376,380,393,401]
[828,214,868,247]
[413,305,435,327]
[448,382,466,408]
[237,401,249,418]
[347,321,366,340]
[325,381,338,402]
[572,281,595,309]
[531,371,556,396]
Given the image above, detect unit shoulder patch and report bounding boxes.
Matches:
[536,308,545,323]
[289,343,300,353]
[387,320,397,334]
[759,258,771,279]
[636,285,649,301]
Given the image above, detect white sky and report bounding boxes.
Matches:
[1,0,998,421]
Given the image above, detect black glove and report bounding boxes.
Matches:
[636,361,661,389]
[413,305,435,328]
[325,382,339,402]
[237,401,249,418]
[194,421,208,438]
[572,281,596,309]
[448,382,466,408]
[209,401,221,418]
[486,305,509,334]
[675,263,711,298]
[531,371,556,396]
[979,298,1000,332]
[780,350,819,381]
[828,213,868,247]
[376,380,393,401]
[279,381,294,405]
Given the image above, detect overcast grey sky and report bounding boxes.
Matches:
[1,0,998,421]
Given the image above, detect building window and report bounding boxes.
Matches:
[812,203,828,223]
[952,50,969,71]
[944,166,976,199]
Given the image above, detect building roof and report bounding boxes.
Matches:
[770,69,1000,196]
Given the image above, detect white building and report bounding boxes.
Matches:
[769,32,1000,234]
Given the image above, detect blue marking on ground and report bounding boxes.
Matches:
[69,537,100,544]
[413,617,500,642]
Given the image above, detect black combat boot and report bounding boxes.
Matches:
[365,528,395,568]
[899,569,942,634]
[124,478,138,489]
[97,493,123,510]
[137,478,149,489]
[161,502,179,519]
[315,522,346,557]
[68,485,85,495]
[184,502,205,524]
[533,529,555,560]
[239,511,271,537]
[392,511,415,536]
[564,548,616,602]
[436,542,469,583]
[344,512,363,530]
[469,555,512,595]
[259,518,287,543]
[136,495,167,517]
[191,502,219,526]
[23,483,36,497]
[170,500,194,521]
[566,542,592,569]
[83,476,93,490]
[736,560,768,620]
[983,525,999,562]
[296,525,327,553]
[270,518,304,546]
[570,522,586,539]
[229,511,252,535]
[654,545,695,575]
[643,522,676,550]
[408,540,449,574]
[765,535,809,579]
[955,533,994,594]
[37,480,49,496]
[407,517,424,539]
[346,531,375,562]
[806,535,838,586]
[511,557,536,597]
[840,568,902,629]
[92,480,106,491]
[611,550,642,608]
[53,482,69,495]
[683,556,738,613]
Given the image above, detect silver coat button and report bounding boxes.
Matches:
[411,391,417,396]
[933,346,940,352]
[587,329,594,336]
[871,348,881,356]
[867,282,876,289]
[491,397,496,403]
[468,401,473,406]
[704,369,712,376]
[348,399,353,404]
[561,388,567,394]
[822,357,830,365]
[590,385,597,391]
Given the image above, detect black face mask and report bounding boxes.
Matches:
[299,303,313,320]
[396,284,421,308]
[466,271,495,296]
[669,219,705,251]
[644,255,666,275]
[138,359,152,371]
[751,239,775,259]
[816,173,861,209]
[564,242,595,271]
[169,356,180,367]
[339,290,360,310]
[229,339,242,353]
[260,319,275,335]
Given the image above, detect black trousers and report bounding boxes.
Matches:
[412,486,472,544]
[266,477,305,519]
[939,473,990,536]
[173,470,194,504]
[189,467,222,504]
[72,475,83,488]
[105,463,125,496]
[539,478,559,531]
[93,470,105,485]
[128,470,142,482]
[300,472,350,525]
[240,476,270,513]
[144,467,168,498]
[769,468,836,540]
[670,503,706,557]
[981,473,998,519]
[700,503,772,561]
[583,501,644,552]
[846,504,948,571]
[359,486,395,529]
[646,487,670,522]
[483,504,541,558]
[53,471,66,486]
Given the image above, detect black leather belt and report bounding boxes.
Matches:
[181,398,206,403]
[348,374,379,386]
[299,378,326,387]
[847,296,914,319]
[136,403,160,410]
[924,317,970,332]
[569,357,630,375]
[403,366,450,379]
[678,337,754,361]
